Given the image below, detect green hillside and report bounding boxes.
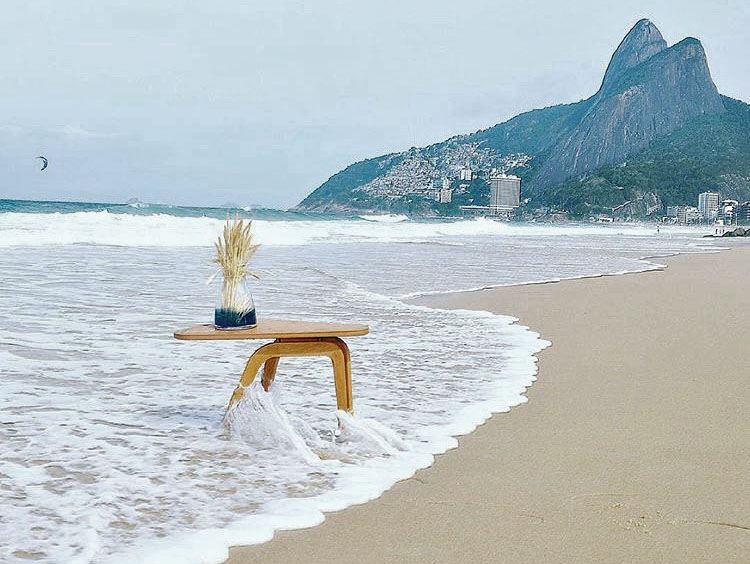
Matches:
[543,97,750,217]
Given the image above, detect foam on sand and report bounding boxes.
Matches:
[0,242,551,564]
[0,210,714,564]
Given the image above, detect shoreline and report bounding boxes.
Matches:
[224,245,750,564]
[396,246,729,301]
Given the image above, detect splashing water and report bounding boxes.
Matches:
[0,207,717,564]
[224,381,408,467]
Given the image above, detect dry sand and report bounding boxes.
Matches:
[225,246,750,563]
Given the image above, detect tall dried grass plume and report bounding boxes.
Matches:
[209,215,259,314]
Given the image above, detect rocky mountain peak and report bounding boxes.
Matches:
[297,18,740,215]
[533,20,724,188]
[600,19,667,94]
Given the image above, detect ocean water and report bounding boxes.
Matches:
[0,200,716,563]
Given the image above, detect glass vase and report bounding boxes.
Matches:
[214,276,257,330]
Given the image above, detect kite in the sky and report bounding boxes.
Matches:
[37,156,48,171]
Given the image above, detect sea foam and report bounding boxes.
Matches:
[0,209,706,248]
[0,210,713,564]
[0,244,549,563]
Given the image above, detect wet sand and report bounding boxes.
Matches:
[225,246,750,563]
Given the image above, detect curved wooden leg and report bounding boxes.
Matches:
[225,339,354,414]
[226,350,266,411]
[324,338,353,413]
[261,357,280,391]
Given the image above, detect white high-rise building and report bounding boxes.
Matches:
[489,172,521,213]
[459,167,473,181]
[698,191,720,221]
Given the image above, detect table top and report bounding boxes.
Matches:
[174,318,369,341]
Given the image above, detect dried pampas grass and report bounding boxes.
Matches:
[211,215,260,282]
[209,215,259,313]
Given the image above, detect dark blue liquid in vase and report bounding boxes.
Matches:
[214,308,257,329]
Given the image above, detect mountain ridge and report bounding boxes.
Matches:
[296,19,748,217]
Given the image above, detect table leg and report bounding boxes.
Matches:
[323,337,353,413]
[227,351,265,411]
[261,357,280,391]
[225,339,353,414]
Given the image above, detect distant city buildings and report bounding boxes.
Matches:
[459,167,473,181]
[681,206,701,224]
[720,199,738,224]
[666,205,681,219]
[666,205,701,223]
[663,192,748,225]
[735,202,750,224]
[435,178,453,204]
[698,191,720,220]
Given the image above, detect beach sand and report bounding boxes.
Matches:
[225,246,750,563]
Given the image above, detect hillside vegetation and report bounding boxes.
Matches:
[544,97,750,216]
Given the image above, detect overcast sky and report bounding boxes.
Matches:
[0,0,747,208]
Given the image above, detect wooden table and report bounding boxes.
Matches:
[174,319,369,413]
